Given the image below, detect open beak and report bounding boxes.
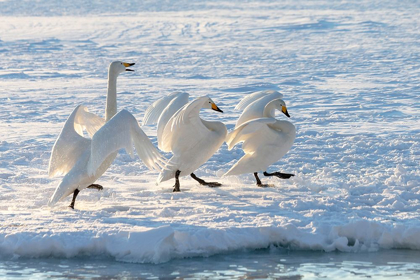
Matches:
[123,62,135,71]
[282,106,290,118]
[211,103,223,113]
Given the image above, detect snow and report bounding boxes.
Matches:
[1,0,420,264]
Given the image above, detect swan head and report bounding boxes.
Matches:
[267,98,290,118]
[203,97,223,113]
[109,61,135,76]
[279,100,290,117]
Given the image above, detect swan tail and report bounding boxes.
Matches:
[156,156,178,185]
[48,176,78,207]
[223,154,262,177]
[156,168,176,185]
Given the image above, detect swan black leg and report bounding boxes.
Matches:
[263,171,294,179]
[173,170,181,192]
[254,172,262,186]
[254,172,272,187]
[190,173,222,188]
[69,189,80,209]
[87,184,103,190]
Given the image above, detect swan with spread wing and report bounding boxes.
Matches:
[143,94,226,192]
[224,95,296,187]
[48,61,166,208]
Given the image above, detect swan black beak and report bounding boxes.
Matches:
[212,103,223,113]
[282,106,290,118]
[123,62,135,71]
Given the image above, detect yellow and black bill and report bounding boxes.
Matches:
[282,106,290,117]
[211,103,223,113]
[123,62,135,71]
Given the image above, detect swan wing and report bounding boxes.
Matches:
[48,105,94,177]
[142,92,189,125]
[88,110,167,176]
[156,93,189,149]
[74,107,105,137]
[160,97,208,154]
[235,91,284,128]
[224,119,295,176]
[235,90,283,111]
[226,118,276,150]
[240,119,295,155]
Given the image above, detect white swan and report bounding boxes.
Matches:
[143,94,227,192]
[48,61,166,208]
[223,98,296,187]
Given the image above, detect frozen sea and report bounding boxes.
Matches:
[1,0,420,278]
[2,249,420,279]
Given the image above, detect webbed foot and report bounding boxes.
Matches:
[257,183,275,188]
[190,173,222,187]
[204,182,222,188]
[87,184,103,190]
[263,171,294,179]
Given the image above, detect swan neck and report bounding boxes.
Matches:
[106,73,118,121]
[263,102,276,118]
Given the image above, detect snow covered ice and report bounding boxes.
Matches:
[1,0,420,264]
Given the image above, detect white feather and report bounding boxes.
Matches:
[156,92,189,150]
[234,90,283,111]
[142,92,187,126]
[48,105,104,178]
[88,110,166,176]
[223,118,296,176]
[235,90,284,128]
[226,118,277,150]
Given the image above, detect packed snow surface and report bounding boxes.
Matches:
[1,0,420,264]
